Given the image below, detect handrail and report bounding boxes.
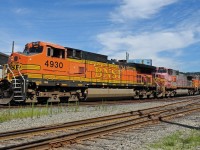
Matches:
[153,78,160,88]
[17,68,26,93]
[6,64,16,87]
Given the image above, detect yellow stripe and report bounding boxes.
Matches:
[68,58,124,69]
[21,64,41,70]
[25,73,143,85]
[56,76,70,80]
[36,81,41,85]
[43,74,56,80]
[27,73,42,78]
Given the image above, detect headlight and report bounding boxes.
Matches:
[14,56,18,61]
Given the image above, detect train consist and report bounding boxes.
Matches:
[0,41,200,104]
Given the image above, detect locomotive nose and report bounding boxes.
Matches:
[8,53,23,70]
[8,54,19,63]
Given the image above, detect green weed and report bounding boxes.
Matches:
[0,104,66,123]
[149,130,200,150]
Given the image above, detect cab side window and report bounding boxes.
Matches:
[47,47,52,56]
[47,47,65,58]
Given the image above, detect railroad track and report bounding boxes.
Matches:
[0,94,199,109]
[0,98,199,150]
[79,95,200,106]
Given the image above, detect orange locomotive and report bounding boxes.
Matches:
[0,41,199,104]
[0,41,157,104]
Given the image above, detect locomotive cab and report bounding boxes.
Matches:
[1,41,67,104]
[8,41,66,76]
[155,67,177,88]
[23,42,43,55]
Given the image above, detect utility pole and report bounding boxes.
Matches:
[12,41,15,53]
[126,52,129,62]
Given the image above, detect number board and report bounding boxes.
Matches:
[45,60,63,68]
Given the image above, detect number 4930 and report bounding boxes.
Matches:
[45,60,63,68]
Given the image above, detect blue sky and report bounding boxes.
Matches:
[0,0,200,72]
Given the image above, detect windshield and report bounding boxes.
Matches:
[23,46,43,54]
[157,68,167,73]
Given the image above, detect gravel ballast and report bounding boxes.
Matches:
[0,100,199,149]
[65,112,200,150]
[0,101,173,132]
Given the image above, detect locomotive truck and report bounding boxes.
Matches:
[0,41,199,104]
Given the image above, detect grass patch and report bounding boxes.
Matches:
[0,100,111,123]
[149,130,200,150]
[67,101,80,112]
[0,103,66,123]
[94,99,108,111]
[0,107,48,123]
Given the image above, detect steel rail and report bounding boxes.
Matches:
[0,94,199,109]
[2,106,199,150]
[0,100,199,142]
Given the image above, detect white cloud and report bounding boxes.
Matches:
[96,0,200,71]
[97,29,200,69]
[13,8,30,15]
[97,30,198,53]
[111,0,178,22]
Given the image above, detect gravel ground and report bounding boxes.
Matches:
[0,99,199,150]
[64,112,200,150]
[0,101,174,133]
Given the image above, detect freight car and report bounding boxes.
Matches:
[0,41,199,104]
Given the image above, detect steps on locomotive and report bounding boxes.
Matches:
[11,78,25,102]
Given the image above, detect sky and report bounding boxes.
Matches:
[0,0,200,72]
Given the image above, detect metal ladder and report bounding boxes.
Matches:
[12,78,24,102]
[6,64,26,102]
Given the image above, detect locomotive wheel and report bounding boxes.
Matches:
[68,94,79,101]
[79,90,88,101]
[0,79,14,105]
[0,93,14,105]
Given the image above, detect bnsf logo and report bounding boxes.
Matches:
[9,63,21,70]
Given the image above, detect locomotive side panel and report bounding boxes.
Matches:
[176,73,191,88]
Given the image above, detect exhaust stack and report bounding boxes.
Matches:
[12,41,14,53]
